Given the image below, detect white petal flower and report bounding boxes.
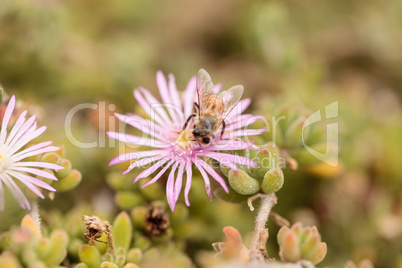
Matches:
[0,96,63,210]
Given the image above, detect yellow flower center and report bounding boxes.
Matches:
[175,128,194,150]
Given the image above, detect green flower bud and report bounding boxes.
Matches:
[278,223,327,265]
[36,238,50,259]
[106,172,125,191]
[261,168,284,194]
[41,153,61,165]
[139,178,164,200]
[170,203,189,225]
[21,248,39,265]
[113,212,133,251]
[213,187,250,203]
[43,230,69,266]
[219,162,231,177]
[344,261,357,268]
[74,263,88,268]
[115,191,143,210]
[122,264,140,268]
[265,143,280,167]
[0,232,11,249]
[279,230,300,262]
[142,247,160,262]
[94,232,108,254]
[309,242,327,265]
[300,233,320,259]
[53,169,82,192]
[249,148,273,180]
[30,261,47,268]
[293,142,336,166]
[133,233,151,250]
[284,117,304,148]
[78,245,102,268]
[290,222,303,236]
[115,253,126,267]
[104,252,114,263]
[68,238,84,258]
[55,159,72,178]
[131,206,147,229]
[100,262,119,268]
[228,169,260,195]
[277,226,290,245]
[126,248,143,264]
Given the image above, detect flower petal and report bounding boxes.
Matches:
[134,90,166,127]
[7,170,56,192]
[225,115,264,132]
[184,161,192,206]
[9,125,48,155]
[138,87,172,125]
[9,167,58,181]
[227,98,251,119]
[0,95,15,144]
[123,154,166,175]
[5,172,45,199]
[174,161,185,204]
[196,158,228,193]
[0,180,4,211]
[183,76,197,118]
[222,127,266,140]
[115,113,166,141]
[1,173,30,210]
[134,158,170,182]
[167,74,183,122]
[6,115,37,151]
[166,161,179,211]
[107,132,168,149]
[157,71,172,107]
[140,159,175,188]
[5,110,27,146]
[204,139,259,151]
[13,162,64,171]
[199,151,257,167]
[193,161,212,201]
[109,149,166,166]
[12,141,52,160]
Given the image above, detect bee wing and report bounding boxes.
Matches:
[196,69,214,113]
[219,85,244,120]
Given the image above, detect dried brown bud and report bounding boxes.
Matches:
[82,215,112,246]
[145,205,170,238]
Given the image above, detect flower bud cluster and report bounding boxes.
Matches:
[216,144,284,202]
[36,147,82,195]
[277,222,327,265]
[0,215,69,267]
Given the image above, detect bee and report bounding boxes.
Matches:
[182,69,244,145]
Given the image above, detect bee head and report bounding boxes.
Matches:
[192,129,200,137]
[202,137,210,144]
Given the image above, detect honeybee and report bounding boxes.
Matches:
[182,69,244,145]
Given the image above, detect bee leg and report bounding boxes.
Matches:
[220,121,226,136]
[193,102,200,114]
[182,114,196,131]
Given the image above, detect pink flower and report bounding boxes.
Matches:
[0,96,62,210]
[108,71,265,211]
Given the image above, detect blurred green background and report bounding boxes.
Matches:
[0,0,401,267]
